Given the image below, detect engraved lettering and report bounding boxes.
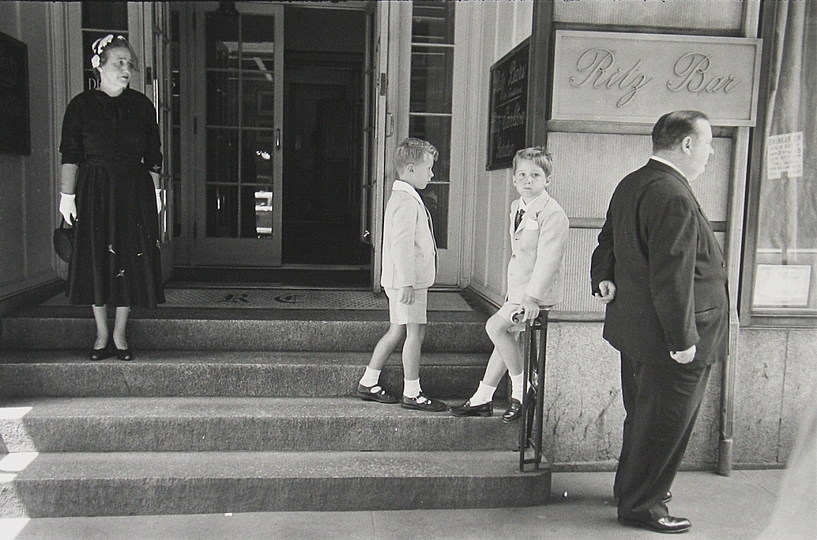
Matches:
[569,48,652,107]
[569,48,616,88]
[667,52,742,95]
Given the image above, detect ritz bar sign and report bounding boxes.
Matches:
[552,31,762,126]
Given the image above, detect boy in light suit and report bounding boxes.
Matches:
[452,147,568,422]
[356,138,447,412]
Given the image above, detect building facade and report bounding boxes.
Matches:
[1,0,815,472]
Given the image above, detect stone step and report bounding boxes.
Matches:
[1,450,550,517]
[0,397,518,453]
[0,351,500,399]
[1,308,493,352]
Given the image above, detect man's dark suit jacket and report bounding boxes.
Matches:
[591,159,729,368]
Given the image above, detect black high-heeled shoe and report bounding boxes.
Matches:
[115,346,133,361]
[89,341,113,361]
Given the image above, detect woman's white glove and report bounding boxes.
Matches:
[155,188,164,213]
[59,193,76,224]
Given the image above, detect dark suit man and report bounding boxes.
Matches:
[591,111,729,534]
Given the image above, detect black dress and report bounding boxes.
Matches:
[59,88,165,308]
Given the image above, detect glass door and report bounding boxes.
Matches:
[191,2,284,266]
[388,1,460,286]
[363,1,391,289]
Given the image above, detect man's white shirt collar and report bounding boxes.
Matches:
[650,156,687,180]
[392,179,424,205]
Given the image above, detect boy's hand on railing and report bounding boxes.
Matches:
[517,295,540,323]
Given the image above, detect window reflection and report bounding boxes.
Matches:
[254,189,273,237]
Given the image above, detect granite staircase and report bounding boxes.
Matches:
[0,294,550,518]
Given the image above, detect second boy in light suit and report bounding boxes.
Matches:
[356,137,447,412]
[452,147,569,421]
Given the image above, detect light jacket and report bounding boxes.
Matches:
[506,191,569,306]
[380,180,437,289]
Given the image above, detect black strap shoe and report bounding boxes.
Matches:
[450,400,492,417]
[401,393,448,412]
[356,383,398,404]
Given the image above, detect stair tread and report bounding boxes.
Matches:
[5,306,488,322]
[0,350,488,365]
[10,450,542,480]
[2,396,508,418]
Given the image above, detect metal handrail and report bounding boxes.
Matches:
[519,311,548,472]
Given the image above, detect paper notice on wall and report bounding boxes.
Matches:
[767,132,804,179]
[753,264,811,307]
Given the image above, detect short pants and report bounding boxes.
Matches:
[384,287,428,324]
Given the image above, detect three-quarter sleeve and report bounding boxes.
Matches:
[59,98,85,165]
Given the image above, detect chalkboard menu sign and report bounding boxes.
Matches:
[0,31,30,155]
[487,39,529,171]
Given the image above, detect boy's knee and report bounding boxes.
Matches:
[485,314,508,339]
[385,323,406,338]
[405,323,426,339]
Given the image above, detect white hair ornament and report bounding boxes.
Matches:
[90,34,125,69]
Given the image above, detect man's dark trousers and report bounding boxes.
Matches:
[614,352,712,521]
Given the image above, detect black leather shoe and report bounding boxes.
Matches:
[356,383,398,404]
[502,387,535,423]
[115,347,133,361]
[502,399,524,423]
[450,400,492,417]
[401,393,448,412]
[618,515,691,534]
[89,341,113,361]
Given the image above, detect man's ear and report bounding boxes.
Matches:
[681,136,694,154]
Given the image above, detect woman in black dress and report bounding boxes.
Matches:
[58,35,164,361]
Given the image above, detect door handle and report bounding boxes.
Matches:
[385,113,394,138]
[275,128,281,149]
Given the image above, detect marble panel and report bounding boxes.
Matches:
[733,327,788,465]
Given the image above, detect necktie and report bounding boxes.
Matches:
[514,208,525,230]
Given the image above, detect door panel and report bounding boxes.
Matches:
[365,1,394,291]
[390,1,461,286]
[192,3,283,266]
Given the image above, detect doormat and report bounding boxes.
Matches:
[159,289,473,311]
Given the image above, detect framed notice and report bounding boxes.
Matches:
[753,264,811,308]
[767,132,803,179]
[552,30,761,127]
[0,31,31,155]
[487,39,529,171]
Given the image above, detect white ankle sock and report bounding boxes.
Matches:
[403,378,421,399]
[510,372,525,402]
[360,367,381,387]
[470,381,497,406]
